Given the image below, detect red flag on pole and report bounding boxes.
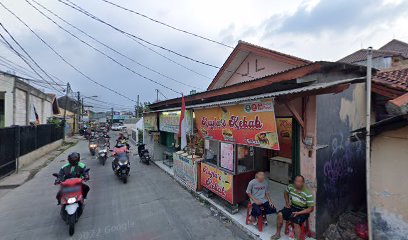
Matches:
[178,94,187,149]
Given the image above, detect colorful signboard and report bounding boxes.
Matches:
[195,99,279,150]
[159,111,180,133]
[173,153,199,191]
[276,118,293,159]
[201,163,233,203]
[220,142,234,172]
[144,113,158,131]
[159,111,192,134]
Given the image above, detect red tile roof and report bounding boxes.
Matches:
[338,39,408,64]
[379,39,408,58]
[338,49,401,64]
[373,65,408,92]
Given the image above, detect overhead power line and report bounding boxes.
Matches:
[0,34,66,85]
[25,0,182,94]
[31,0,204,91]
[57,0,255,80]
[56,0,213,80]
[98,0,233,49]
[0,2,137,103]
[0,24,64,93]
[60,0,218,68]
[0,55,66,86]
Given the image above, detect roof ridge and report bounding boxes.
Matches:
[238,40,311,63]
[380,39,408,50]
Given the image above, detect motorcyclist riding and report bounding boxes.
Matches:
[56,152,90,205]
[112,142,129,170]
[116,133,130,149]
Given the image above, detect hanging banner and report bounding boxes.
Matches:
[201,163,233,203]
[144,113,158,131]
[276,118,293,159]
[159,111,192,134]
[195,99,279,150]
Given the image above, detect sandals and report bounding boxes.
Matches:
[270,234,281,240]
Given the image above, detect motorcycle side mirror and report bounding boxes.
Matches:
[52,173,59,178]
[84,168,90,173]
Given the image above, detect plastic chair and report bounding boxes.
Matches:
[245,202,267,232]
[284,219,311,240]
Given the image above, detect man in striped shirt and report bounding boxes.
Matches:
[271,175,314,240]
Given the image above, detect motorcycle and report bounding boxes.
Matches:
[111,151,130,184]
[138,144,150,165]
[52,169,90,236]
[89,141,97,156]
[97,144,108,165]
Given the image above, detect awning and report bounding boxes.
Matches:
[149,76,365,112]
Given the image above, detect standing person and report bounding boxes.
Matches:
[271,175,314,240]
[246,171,276,225]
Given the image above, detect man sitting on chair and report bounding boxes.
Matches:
[246,171,276,225]
[271,175,314,240]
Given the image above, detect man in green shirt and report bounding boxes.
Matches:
[271,175,314,240]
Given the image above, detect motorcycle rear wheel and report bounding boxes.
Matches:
[122,176,127,184]
[68,214,76,236]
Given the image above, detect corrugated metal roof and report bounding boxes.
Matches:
[149,76,365,112]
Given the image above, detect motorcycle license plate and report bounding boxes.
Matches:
[121,169,127,174]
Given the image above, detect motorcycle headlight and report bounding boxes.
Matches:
[67,197,76,204]
[119,161,129,166]
[90,144,97,148]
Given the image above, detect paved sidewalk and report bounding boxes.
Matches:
[0,137,78,195]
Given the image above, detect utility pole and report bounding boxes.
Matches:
[62,82,70,140]
[366,47,373,240]
[136,94,139,118]
[156,89,159,102]
[111,107,114,126]
[75,91,80,133]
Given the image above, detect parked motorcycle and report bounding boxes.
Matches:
[52,169,90,236]
[138,144,150,165]
[89,141,97,156]
[111,151,130,183]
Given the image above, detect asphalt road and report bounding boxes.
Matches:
[0,134,251,240]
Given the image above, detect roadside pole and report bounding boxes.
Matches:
[366,47,373,240]
[62,83,70,140]
[77,91,81,132]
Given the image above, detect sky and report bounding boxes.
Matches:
[0,0,407,112]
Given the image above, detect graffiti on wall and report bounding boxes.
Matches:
[323,132,364,213]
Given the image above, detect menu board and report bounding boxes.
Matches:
[220,142,234,172]
[276,118,293,159]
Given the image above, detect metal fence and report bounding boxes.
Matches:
[0,124,63,179]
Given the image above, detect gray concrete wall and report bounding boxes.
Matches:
[315,82,367,236]
[18,139,63,169]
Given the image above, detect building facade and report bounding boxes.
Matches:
[0,71,54,127]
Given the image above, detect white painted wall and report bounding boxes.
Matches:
[0,73,15,127]
[15,88,27,125]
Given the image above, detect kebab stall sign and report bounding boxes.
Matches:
[195,99,280,150]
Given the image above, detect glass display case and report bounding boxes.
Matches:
[203,140,255,174]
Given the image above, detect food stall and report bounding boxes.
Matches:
[173,151,202,191]
[195,99,280,206]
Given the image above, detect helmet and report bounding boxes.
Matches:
[68,152,80,166]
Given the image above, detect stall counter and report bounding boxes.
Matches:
[200,162,254,205]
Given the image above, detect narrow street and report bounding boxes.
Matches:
[0,134,251,240]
